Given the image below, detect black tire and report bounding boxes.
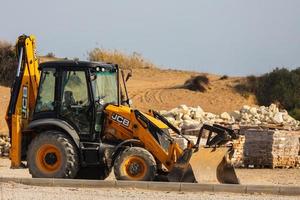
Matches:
[76,165,111,180]
[114,147,156,181]
[27,131,79,178]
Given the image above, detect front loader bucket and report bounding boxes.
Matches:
[167,147,239,184]
[189,147,239,184]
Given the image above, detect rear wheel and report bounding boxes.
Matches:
[27,131,79,178]
[114,147,156,181]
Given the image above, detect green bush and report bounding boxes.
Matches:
[0,41,17,86]
[255,68,300,111]
[236,67,300,120]
[289,107,300,120]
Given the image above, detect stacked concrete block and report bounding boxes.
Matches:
[272,130,300,168]
[231,135,245,167]
[242,129,274,168]
[235,129,300,168]
[162,103,300,168]
[177,128,300,169]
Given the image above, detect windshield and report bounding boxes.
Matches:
[92,70,118,105]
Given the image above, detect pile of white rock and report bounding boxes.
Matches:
[0,136,10,157]
[160,104,300,130]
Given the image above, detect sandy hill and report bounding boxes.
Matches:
[127,68,256,113]
[0,58,256,134]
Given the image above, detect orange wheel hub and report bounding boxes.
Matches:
[123,156,147,180]
[36,144,62,174]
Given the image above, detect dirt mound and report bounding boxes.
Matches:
[182,75,209,92]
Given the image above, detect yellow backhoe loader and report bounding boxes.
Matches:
[6,34,239,184]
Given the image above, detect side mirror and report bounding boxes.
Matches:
[121,69,132,107]
[125,71,132,82]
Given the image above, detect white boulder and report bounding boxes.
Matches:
[220,112,231,121]
[272,112,284,124]
[160,103,299,130]
[182,114,192,120]
[230,110,241,121]
[182,120,201,130]
[241,105,250,113]
[249,107,257,115]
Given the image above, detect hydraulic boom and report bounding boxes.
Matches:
[6,35,40,168]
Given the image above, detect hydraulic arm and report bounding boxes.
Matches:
[5,35,40,168]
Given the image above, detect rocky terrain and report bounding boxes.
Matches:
[160,104,300,131]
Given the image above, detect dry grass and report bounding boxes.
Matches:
[88,48,156,69]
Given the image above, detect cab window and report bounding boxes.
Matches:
[35,68,55,112]
[60,70,91,134]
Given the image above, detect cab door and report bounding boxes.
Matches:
[59,70,92,135]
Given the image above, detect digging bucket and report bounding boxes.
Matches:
[167,147,239,184]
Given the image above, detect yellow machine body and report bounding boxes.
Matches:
[103,104,183,171]
[103,105,239,183]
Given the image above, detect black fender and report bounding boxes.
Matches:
[111,139,144,163]
[27,118,80,147]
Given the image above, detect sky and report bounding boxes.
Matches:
[0,0,300,76]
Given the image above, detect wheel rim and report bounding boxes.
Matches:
[36,144,62,173]
[123,156,147,180]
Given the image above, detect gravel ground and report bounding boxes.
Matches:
[236,168,300,186]
[1,182,299,200]
[1,158,300,199]
[1,158,300,185]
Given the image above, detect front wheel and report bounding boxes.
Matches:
[114,147,157,181]
[27,131,79,178]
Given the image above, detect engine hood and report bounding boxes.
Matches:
[105,104,168,129]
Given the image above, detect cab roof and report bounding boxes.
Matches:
[39,60,117,70]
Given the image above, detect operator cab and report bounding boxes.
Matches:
[33,60,120,141]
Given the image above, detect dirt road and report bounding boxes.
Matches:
[1,182,299,200]
[1,158,300,185]
[1,158,300,200]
